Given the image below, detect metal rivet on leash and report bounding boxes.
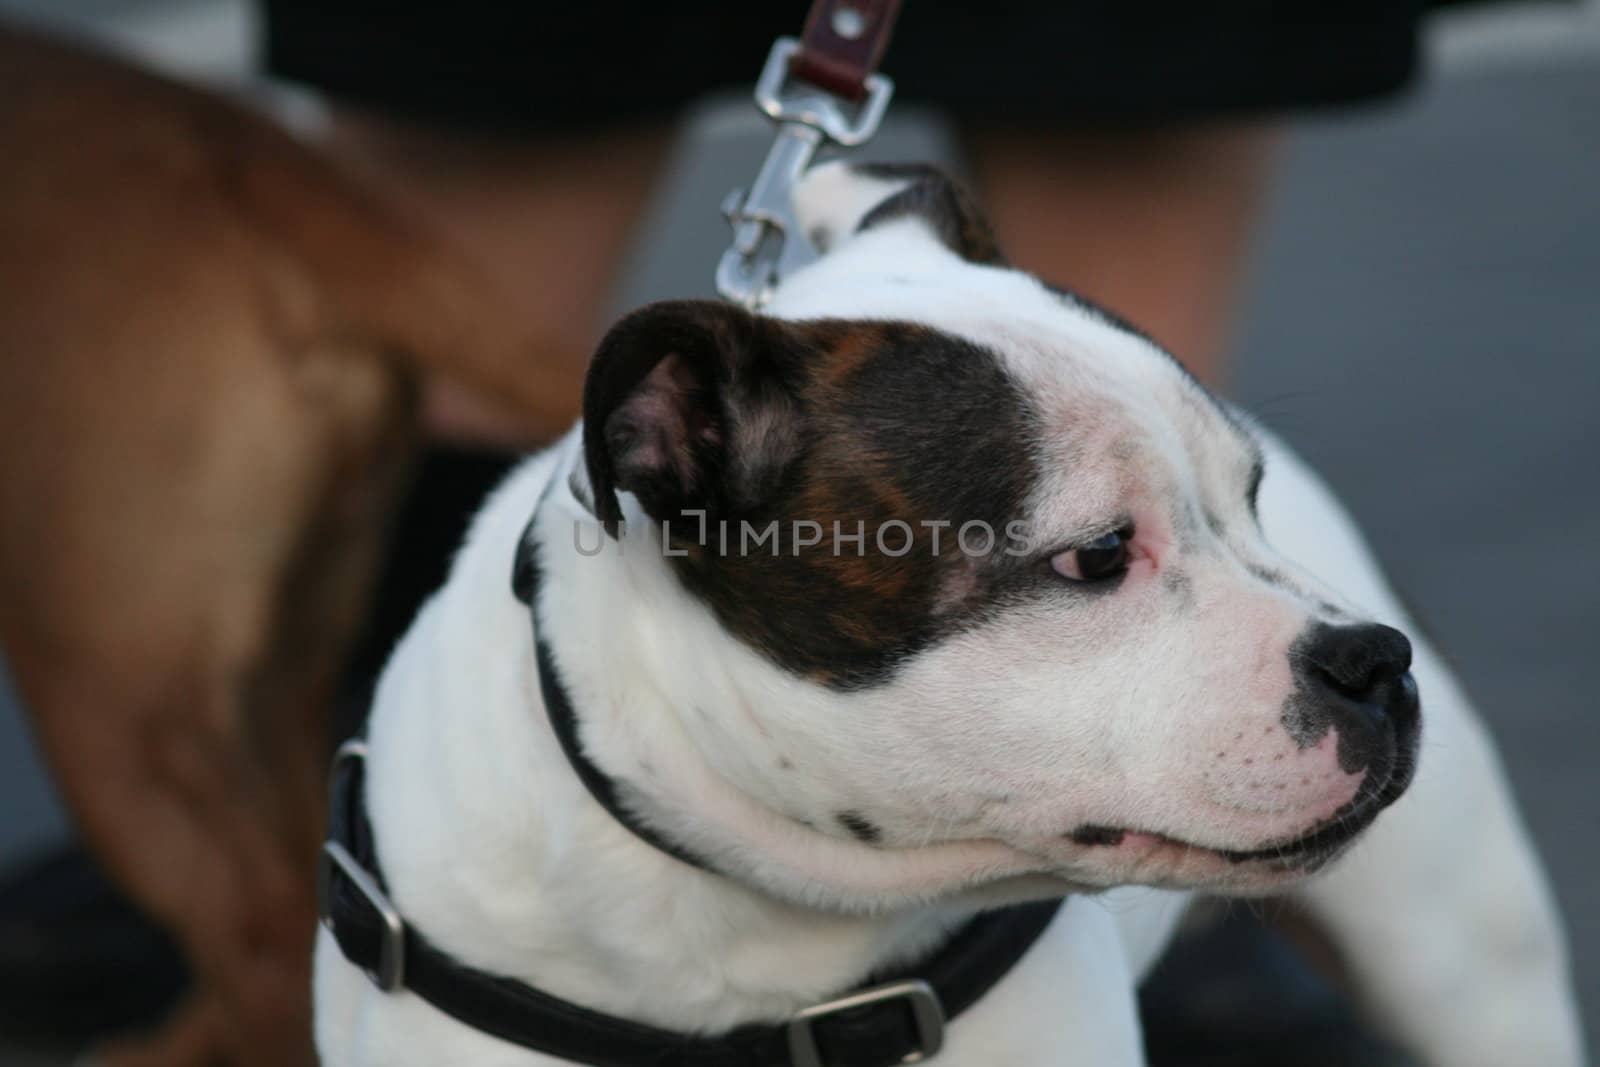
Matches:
[716,0,902,309]
[831,5,867,39]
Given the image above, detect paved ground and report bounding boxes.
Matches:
[0,1,1595,1058]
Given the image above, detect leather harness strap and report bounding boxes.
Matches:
[790,0,904,101]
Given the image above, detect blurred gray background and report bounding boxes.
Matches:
[1,0,1595,1056]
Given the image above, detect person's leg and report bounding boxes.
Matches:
[324,114,1274,437]
[967,122,1281,385]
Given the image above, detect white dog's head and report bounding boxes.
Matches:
[568,162,1418,907]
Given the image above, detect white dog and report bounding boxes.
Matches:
[314,162,1585,1066]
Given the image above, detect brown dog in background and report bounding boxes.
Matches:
[0,25,587,1064]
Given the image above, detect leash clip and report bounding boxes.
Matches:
[716,37,893,309]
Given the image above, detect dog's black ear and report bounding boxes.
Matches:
[855,163,1006,266]
[582,300,804,537]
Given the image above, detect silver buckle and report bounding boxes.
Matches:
[316,740,406,992]
[716,37,895,309]
[786,979,946,1067]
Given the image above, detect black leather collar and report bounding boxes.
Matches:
[315,507,1063,1066]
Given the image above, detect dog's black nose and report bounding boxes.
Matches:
[1289,622,1419,773]
[1303,622,1412,699]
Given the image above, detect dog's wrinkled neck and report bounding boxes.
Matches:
[513,472,720,874]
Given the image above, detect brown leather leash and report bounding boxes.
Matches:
[716,1,904,308]
[792,0,904,101]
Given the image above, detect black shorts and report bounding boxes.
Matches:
[262,2,1517,132]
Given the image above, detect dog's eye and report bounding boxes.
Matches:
[1050,529,1131,583]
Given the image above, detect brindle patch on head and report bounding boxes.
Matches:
[856,163,1005,266]
[665,322,1042,688]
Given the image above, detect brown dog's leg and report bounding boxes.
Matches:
[0,24,610,1065]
